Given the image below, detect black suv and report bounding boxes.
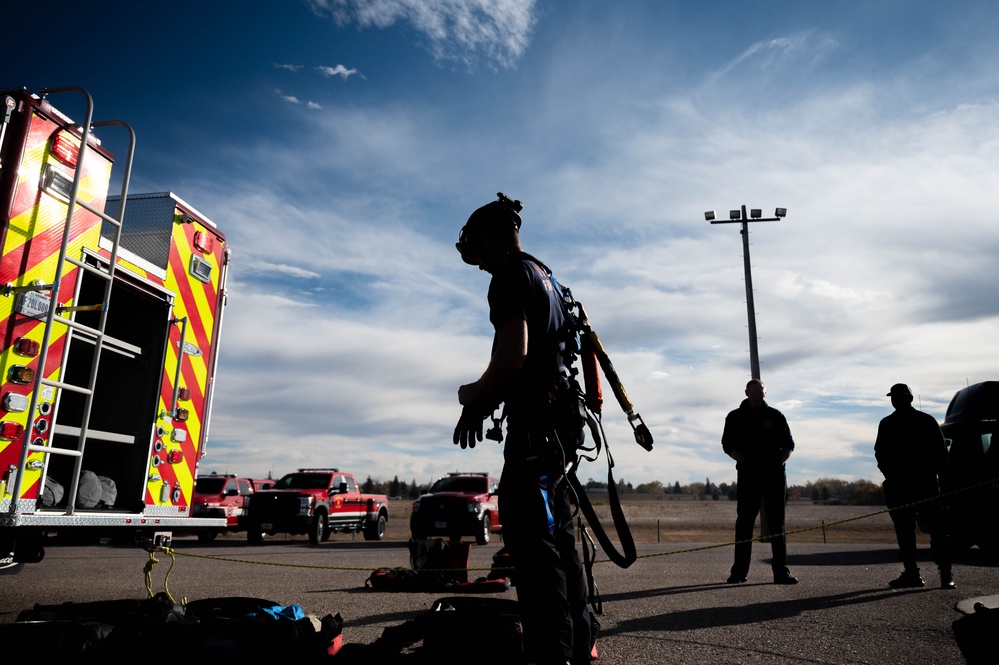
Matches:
[411,473,500,545]
[939,381,998,552]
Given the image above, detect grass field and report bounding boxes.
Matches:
[384,496,906,546]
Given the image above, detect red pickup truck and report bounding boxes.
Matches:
[191,474,272,542]
[242,468,389,545]
[410,472,501,545]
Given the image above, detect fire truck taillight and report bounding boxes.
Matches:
[167,450,183,464]
[0,422,24,440]
[51,132,81,168]
[14,338,40,357]
[178,387,192,401]
[174,407,189,422]
[193,231,214,253]
[8,365,34,385]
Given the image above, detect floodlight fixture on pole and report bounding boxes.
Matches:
[703,204,787,380]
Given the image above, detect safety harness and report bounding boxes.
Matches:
[487,255,655,610]
[545,266,654,567]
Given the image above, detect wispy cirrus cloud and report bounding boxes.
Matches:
[276,89,323,110]
[304,0,538,70]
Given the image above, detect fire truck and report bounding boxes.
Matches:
[0,86,230,573]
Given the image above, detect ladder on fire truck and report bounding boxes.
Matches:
[7,87,135,514]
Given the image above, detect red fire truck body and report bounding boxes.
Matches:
[0,87,230,573]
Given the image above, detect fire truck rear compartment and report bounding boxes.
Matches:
[46,267,170,511]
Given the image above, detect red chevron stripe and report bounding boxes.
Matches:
[167,245,214,356]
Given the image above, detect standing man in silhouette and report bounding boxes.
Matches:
[875,383,955,589]
[722,378,798,584]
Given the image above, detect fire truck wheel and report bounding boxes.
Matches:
[364,514,387,541]
[476,512,491,545]
[247,526,264,545]
[198,531,219,543]
[309,512,327,545]
[0,560,25,576]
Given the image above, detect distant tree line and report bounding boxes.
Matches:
[362,475,431,499]
[581,476,887,505]
[362,474,888,505]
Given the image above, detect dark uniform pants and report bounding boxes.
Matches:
[732,464,789,578]
[501,425,592,665]
[885,481,952,572]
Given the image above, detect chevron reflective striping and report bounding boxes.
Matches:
[136,208,225,508]
[0,106,112,503]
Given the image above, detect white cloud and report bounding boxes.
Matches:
[275,90,323,109]
[315,64,360,79]
[250,261,322,279]
[141,5,999,488]
[305,0,538,69]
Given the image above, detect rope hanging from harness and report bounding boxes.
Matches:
[529,261,655,570]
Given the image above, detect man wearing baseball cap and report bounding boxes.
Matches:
[874,383,955,589]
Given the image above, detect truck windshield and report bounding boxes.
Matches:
[195,478,227,494]
[431,477,487,493]
[274,474,331,490]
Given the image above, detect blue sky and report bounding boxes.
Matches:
[4,0,998,489]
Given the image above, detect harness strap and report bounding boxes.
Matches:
[567,461,637,569]
[577,519,602,615]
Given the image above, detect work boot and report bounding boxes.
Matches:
[888,569,924,589]
[726,575,747,584]
[940,569,957,590]
[773,573,799,585]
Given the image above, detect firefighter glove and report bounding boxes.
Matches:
[453,406,485,449]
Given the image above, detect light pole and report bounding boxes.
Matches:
[704,205,787,380]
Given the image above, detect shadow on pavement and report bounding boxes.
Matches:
[603,587,904,634]
[790,545,998,568]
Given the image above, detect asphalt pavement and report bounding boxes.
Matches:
[2,536,995,664]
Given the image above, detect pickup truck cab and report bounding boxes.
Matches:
[191,474,263,542]
[938,381,998,552]
[410,472,501,545]
[243,468,389,545]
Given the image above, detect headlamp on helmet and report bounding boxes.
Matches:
[455,192,523,265]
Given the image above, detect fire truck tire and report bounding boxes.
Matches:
[198,530,219,543]
[0,560,25,576]
[364,514,387,541]
[247,526,264,545]
[476,512,491,545]
[309,512,327,545]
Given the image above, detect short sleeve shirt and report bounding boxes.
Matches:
[487,252,565,407]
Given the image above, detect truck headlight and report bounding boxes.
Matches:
[298,496,313,516]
